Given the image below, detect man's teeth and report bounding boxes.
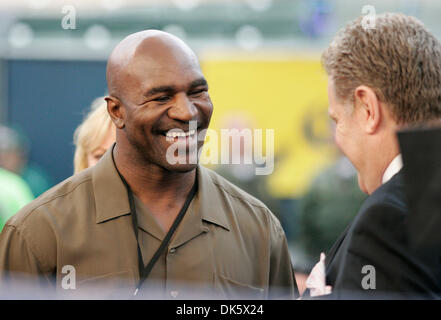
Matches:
[166,129,196,138]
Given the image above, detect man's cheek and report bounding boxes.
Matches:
[334,131,344,151]
[357,173,369,194]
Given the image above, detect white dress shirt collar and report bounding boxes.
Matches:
[382,154,403,184]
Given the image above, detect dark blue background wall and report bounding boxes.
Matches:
[7,59,107,186]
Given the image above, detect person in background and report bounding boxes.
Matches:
[0,168,34,231]
[73,96,116,173]
[0,125,52,197]
[0,126,34,231]
[306,13,441,299]
[213,113,282,220]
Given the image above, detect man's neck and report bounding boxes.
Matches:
[112,144,196,205]
[362,132,401,194]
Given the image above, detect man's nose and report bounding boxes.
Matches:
[167,93,197,121]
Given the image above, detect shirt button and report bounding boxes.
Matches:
[170,290,179,298]
[169,248,176,254]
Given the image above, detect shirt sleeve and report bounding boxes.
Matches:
[267,211,299,299]
[0,224,55,298]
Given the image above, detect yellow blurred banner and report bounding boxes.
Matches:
[201,56,337,198]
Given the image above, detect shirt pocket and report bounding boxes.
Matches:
[60,270,136,299]
[214,273,265,300]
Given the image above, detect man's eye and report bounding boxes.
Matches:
[190,89,207,96]
[153,96,171,103]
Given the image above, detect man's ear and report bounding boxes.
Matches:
[354,85,381,134]
[105,96,125,129]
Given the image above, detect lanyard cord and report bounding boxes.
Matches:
[114,164,198,297]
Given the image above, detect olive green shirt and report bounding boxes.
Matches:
[0,146,297,299]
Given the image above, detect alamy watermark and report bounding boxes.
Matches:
[361,5,376,30]
[361,265,376,290]
[165,120,274,175]
[61,5,76,30]
[61,265,76,290]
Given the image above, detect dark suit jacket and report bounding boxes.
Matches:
[324,170,441,299]
[398,127,441,296]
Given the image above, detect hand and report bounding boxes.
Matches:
[305,253,332,297]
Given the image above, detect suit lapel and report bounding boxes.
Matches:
[325,222,352,270]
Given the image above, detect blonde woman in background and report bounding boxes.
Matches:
[73,97,116,173]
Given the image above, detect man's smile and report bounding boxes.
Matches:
[153,127,201,152]
[164,129,196,139]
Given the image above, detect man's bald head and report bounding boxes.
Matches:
[105,30,212,174]
[106,30,200,101]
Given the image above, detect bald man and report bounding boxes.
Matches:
[0,31,298,300]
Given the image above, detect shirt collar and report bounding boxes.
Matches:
[93,144,131,224]
[382,154,403,184]
[195,165,231,231]
[92,143,230,232]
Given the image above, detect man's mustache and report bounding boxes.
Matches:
[156,121,204,133]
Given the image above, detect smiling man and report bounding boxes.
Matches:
[307,13,441,299]
[0,30,298,299]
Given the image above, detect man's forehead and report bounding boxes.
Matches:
[131,42,201,77]
[133,33,199,67]
[138,64,205,88]
[106,30,201,97]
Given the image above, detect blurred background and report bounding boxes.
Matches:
[0,0,440,293]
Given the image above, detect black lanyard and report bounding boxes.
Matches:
[114,164,197,297]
